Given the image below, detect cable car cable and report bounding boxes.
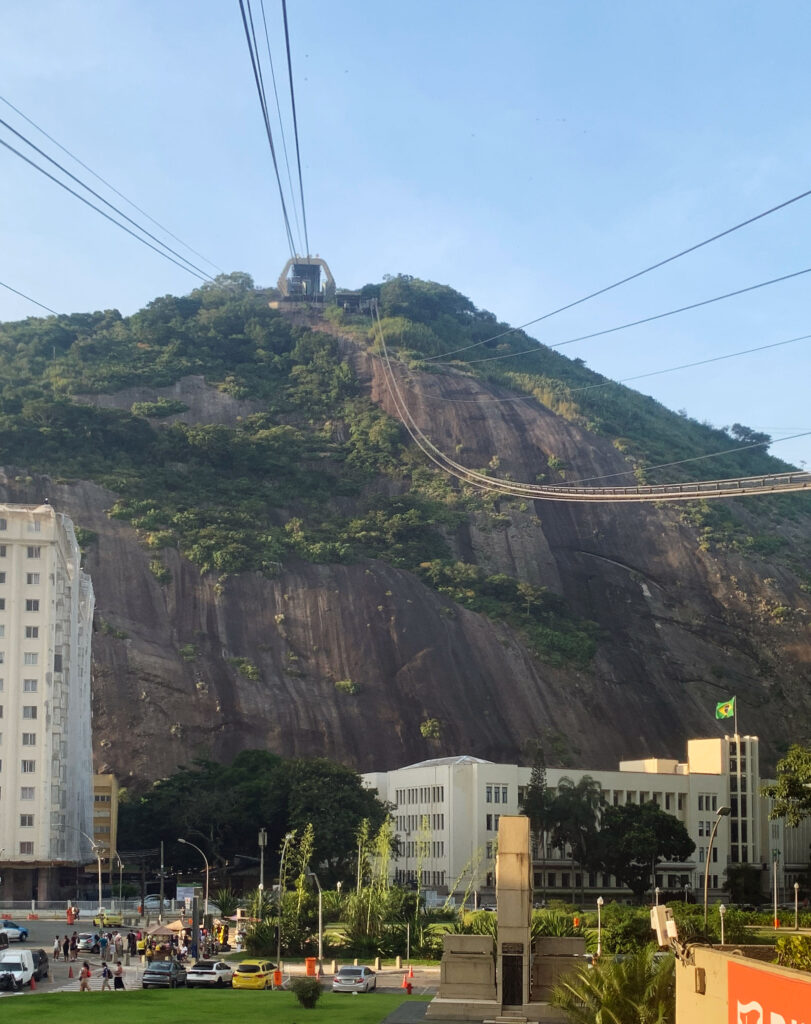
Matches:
[0,280,57,315]
[281,0,310,257]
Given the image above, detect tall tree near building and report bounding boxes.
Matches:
[762,744,811,826]
[596,801,695,900]
[520,743,552,897]
[549,775,604,902]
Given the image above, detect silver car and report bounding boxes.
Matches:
[186,959,234,987]
[332,965,377,992]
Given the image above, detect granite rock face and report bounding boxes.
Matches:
[2,337,809,786]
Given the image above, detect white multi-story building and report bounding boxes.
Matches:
[363,735,779,902]
[0,502,94,900]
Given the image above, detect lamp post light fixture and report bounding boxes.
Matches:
[58,825,103,913]
[258,828,267,892]
[276,832,294,967]
[654,886,661,906]
[177,838,209,918]
[795,882,800,931]
[703,806,731,929]
[596,896,604,958]
[719,904,726,945]
[308,871,323,966]
[773,849,781,930]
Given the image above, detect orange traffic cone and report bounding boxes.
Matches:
[401,973,409,989]
[408,965,414,979]
[30,977,36,990]
[68,965,74,978]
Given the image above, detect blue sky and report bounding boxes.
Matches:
[2,1,810,470]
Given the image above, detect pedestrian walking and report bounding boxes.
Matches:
[62,935,69,961]
[101,963,112,991]
[114,961,125,990]
[79,961,92,992]
[52,935,60,960]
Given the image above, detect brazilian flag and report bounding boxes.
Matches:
[715,697,735,720]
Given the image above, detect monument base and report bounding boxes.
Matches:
[426,996,567,1023]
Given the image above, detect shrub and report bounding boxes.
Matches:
[229,657,260,680]
[335,679,359,694]
[420,717,442,739]
[776,935,811,972]
[290,976,322,1008]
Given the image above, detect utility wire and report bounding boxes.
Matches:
[0,94,223,273]
[281,0,309,257]
[0,137,208,279]
[0,280,57,315]
[397,331,811,405]
[568,430,811,485]
[438,265,811,366]
[258,0,302,249]
[238,0,297,259]
[423,184,811,362]
[0,116,214,280]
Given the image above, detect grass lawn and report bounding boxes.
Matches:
[9,989,431,1024]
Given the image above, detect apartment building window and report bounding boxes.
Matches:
[29,520,41,533]
[0,575,5,585]
[20,787,34,800]
[20,814,33,827]
[27,546,41,559]
[0,599,4,609]
[24,627,38,639]
[25,600,39,612]
[0,627,4,639]
[0,654,3,665]
[486,842,494,859]
[22,733,36,746]
[486,785,493,802]
[23,680,37,693]
[23,706,37,720]
[21,760,35,773]
[0,546,5,556]
[665,793,673,811]
[19,842,33,855]
[23,654,37,666]
[26,573,40,585]
[0,519,6,530]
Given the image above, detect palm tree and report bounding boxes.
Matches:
[549,776,604,904]
[551,946,675,1024]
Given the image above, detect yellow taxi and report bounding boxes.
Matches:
[93,909,124,927]
[232,959,277,990]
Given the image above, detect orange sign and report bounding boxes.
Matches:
[728,959,811,1024]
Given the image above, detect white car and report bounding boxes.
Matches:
[186,960,234,988]
[0,922,28,942]
[332,965,377,993]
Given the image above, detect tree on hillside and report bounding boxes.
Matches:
[762,744,811,826]
[596,801,695,900]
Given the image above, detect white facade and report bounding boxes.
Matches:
[363,737,770,902]
[0,503,94,899]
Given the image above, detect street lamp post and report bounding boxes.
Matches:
[719,904,726,945]
[795,882,800,931]
[58,825,103,913]
[596,896,604,958]
[703,806,731,929]
[258,828,267,892]
[177,838,209,918]
[276,832,294,966]
[654,886,660,906]
[773,849,780,930]
[308,872,323,966]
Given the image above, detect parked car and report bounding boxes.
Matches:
[232,959,276,990]
[332,965,377,993]
[0,921,28,942]
[32,949,49,981]
[142,960,187,989]
[186,959,234,988]
[77,933,100,954]
[0,950,36,987]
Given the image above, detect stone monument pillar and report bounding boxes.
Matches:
[496,815,533,1007]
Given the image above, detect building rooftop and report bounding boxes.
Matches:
[400,755,493,769]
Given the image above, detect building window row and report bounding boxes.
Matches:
[485,785,508,804]
[486,813,501,832]
[698,793,718,812]
[395,785,445,806]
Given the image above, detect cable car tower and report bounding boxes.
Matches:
[277,256,335,303]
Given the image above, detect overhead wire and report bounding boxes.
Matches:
[0,116,215,281]
[238,0,297,258]
[0,94,223,274]
[395,331,811,406]
[0,137,209,280]
[372,301,811,502]
[281,0,310,257]
[435,265,811,366]
[422,183,811,363]
[0,280,57,315]
[258,0,302,248]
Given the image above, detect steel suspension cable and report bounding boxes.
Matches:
[0,116,214,280]
[0,280,57,315]
[281,0,310,257]
[238,0,296,258]
[0,94,223,273]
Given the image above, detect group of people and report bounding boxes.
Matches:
[78,960,125,992]
[53,929,140,964]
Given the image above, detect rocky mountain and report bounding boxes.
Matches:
[0,273,808,787]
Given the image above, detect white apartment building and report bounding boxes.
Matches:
[0,502,94,900]
[363,735,780,903]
